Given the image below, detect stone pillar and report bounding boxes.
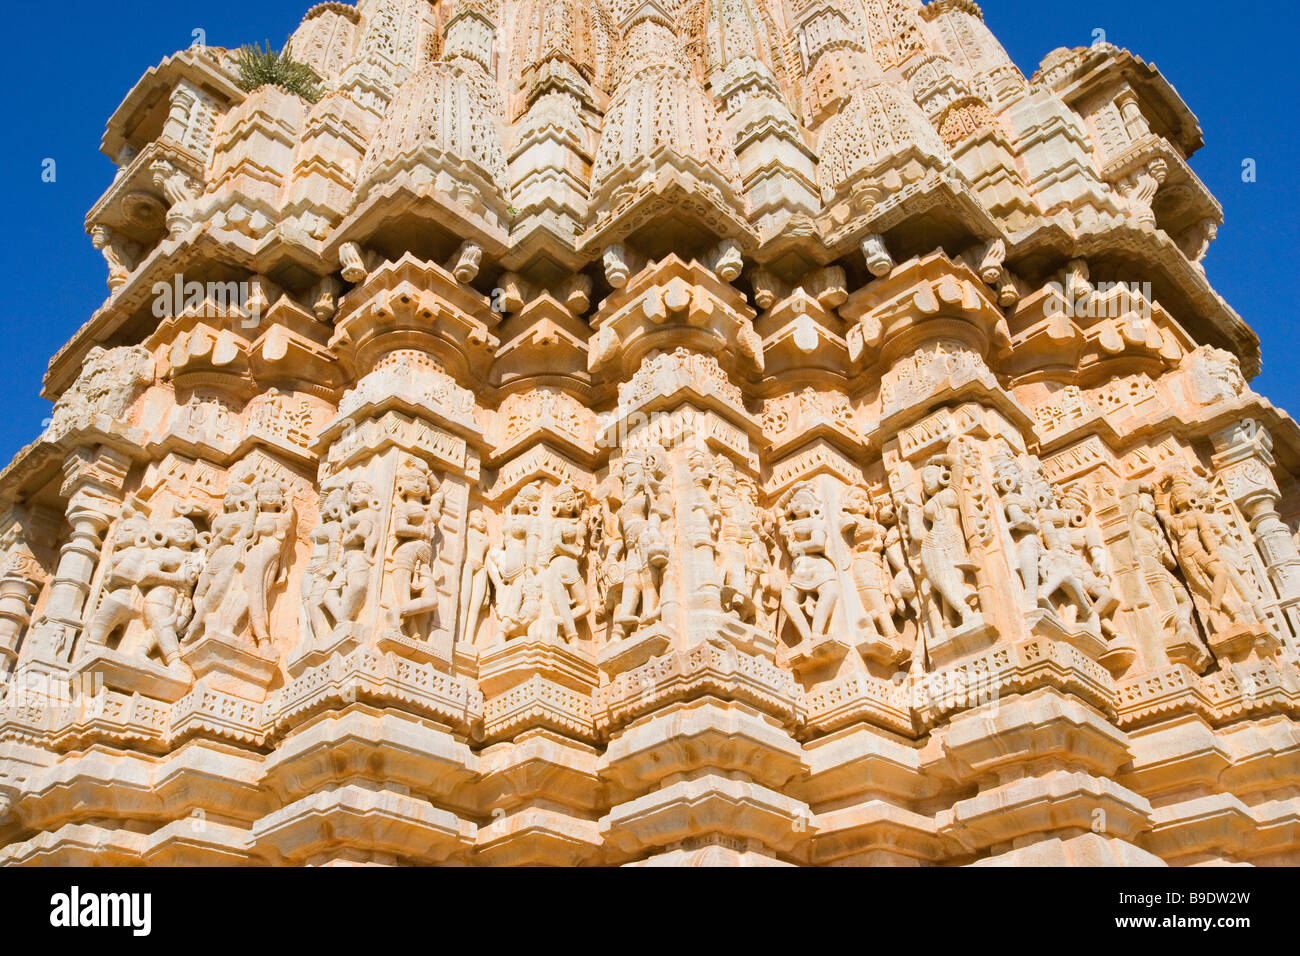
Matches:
[0,556,44,675]
[22,447,131,673]
[1212,419,1300,654]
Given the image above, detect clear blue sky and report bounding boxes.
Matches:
[2,0,1295,464]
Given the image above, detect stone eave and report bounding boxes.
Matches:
[1040,48,1204,159]
[43,229,333,402]
[100,49,245,162]
[1003,220,1261,378]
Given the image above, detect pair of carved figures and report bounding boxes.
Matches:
[83,509,206,671]
[1137,469,1267,664]
[186,479,294,649]
[461,481,590,645]
[775,481,910,653]
[993,451,1120,639]
[301,460,447,644]
[85,478,294,668]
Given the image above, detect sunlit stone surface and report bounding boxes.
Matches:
[0,0,1297,867]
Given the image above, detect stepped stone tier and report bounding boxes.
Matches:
[1,0,1298,868]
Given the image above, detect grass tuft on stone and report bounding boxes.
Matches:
[233,41,324,104]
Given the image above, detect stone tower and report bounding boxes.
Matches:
[0,0,1296,866]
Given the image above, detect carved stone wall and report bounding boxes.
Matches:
[1,0,1297,867]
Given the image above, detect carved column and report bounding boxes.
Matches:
[1212,419,1300,653]
[22,448,131,673]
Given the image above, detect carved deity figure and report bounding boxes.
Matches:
[716,461,766,623]
[457,510,491,646]
[301,486,346,643]
[322,481,381,630]
[1058,487,1124,644]
[877,499,919,631]
[387,461,446,638]
[777,482,840,645]
[1131,484,1202,663]
[1159,471,1266,642]
[840,487,900,643]
[84,512,202,671]
[684,446,722,590]
[907,455,977,629]
[244,481,294,646]
[994,453,1044,611]
[185,479,294,648]
[543,484,590,643]
[489,483,544,639]
[611,449,673,639]
[185,482,258,645]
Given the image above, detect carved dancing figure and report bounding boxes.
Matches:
[186,482,257,644]
[1160,471,1265,638]
[777,482,840,645]
[135,517,204,668]
[908,455,977,629]
[1131,484,1202,662]
[1059,487,1124,643]
[243,481,294,648]
[994,454,1044,611]
[716,461,765,622]
[544,484,590,642]
[611,449,672,639]
[840,486,900,642]
[301,487,346,643]
[323,481,381,630]
[387,461,446,637]
[489,483,544,639]
[458,510,491,646]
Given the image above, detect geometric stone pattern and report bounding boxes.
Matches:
[1,0,1297,866]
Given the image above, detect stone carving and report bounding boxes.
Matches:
[906,454,979,631]
[83,510,205,672]
[1130,482,1202,665]
[776,482,841,646]
[840,487,903,645]
[1158,470,1269,653]
[7,0,1300,870]
[482,481,592,645]
[608,448,673,640]
[185,479,294,649]
[715,460,767,624]
[385,459,446,638]
[45,345,153,442]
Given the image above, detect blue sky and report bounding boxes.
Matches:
[1,0,1295,464]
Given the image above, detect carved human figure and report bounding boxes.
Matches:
[1131,484,1201,660]
[387,461,447,637]
[877,499,918,630]
[84,511,204,673]
[840,486,900,642]
[716,461,765,623]
[1160,471,1266,639]
[489,483,544,639]
[1058,487,1123,643]
[301,486,346,643]
[994,455,1044,611]
[684,446,721,588]
[777,482,841,645]
[323,481,381,629]
[1036,500,1100,630]
[908,455,977,629]
[457,510,490,646]
[186,482,257,645]
[544,484,591,642]
[611,449,672,639]
[243,481,294,648]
